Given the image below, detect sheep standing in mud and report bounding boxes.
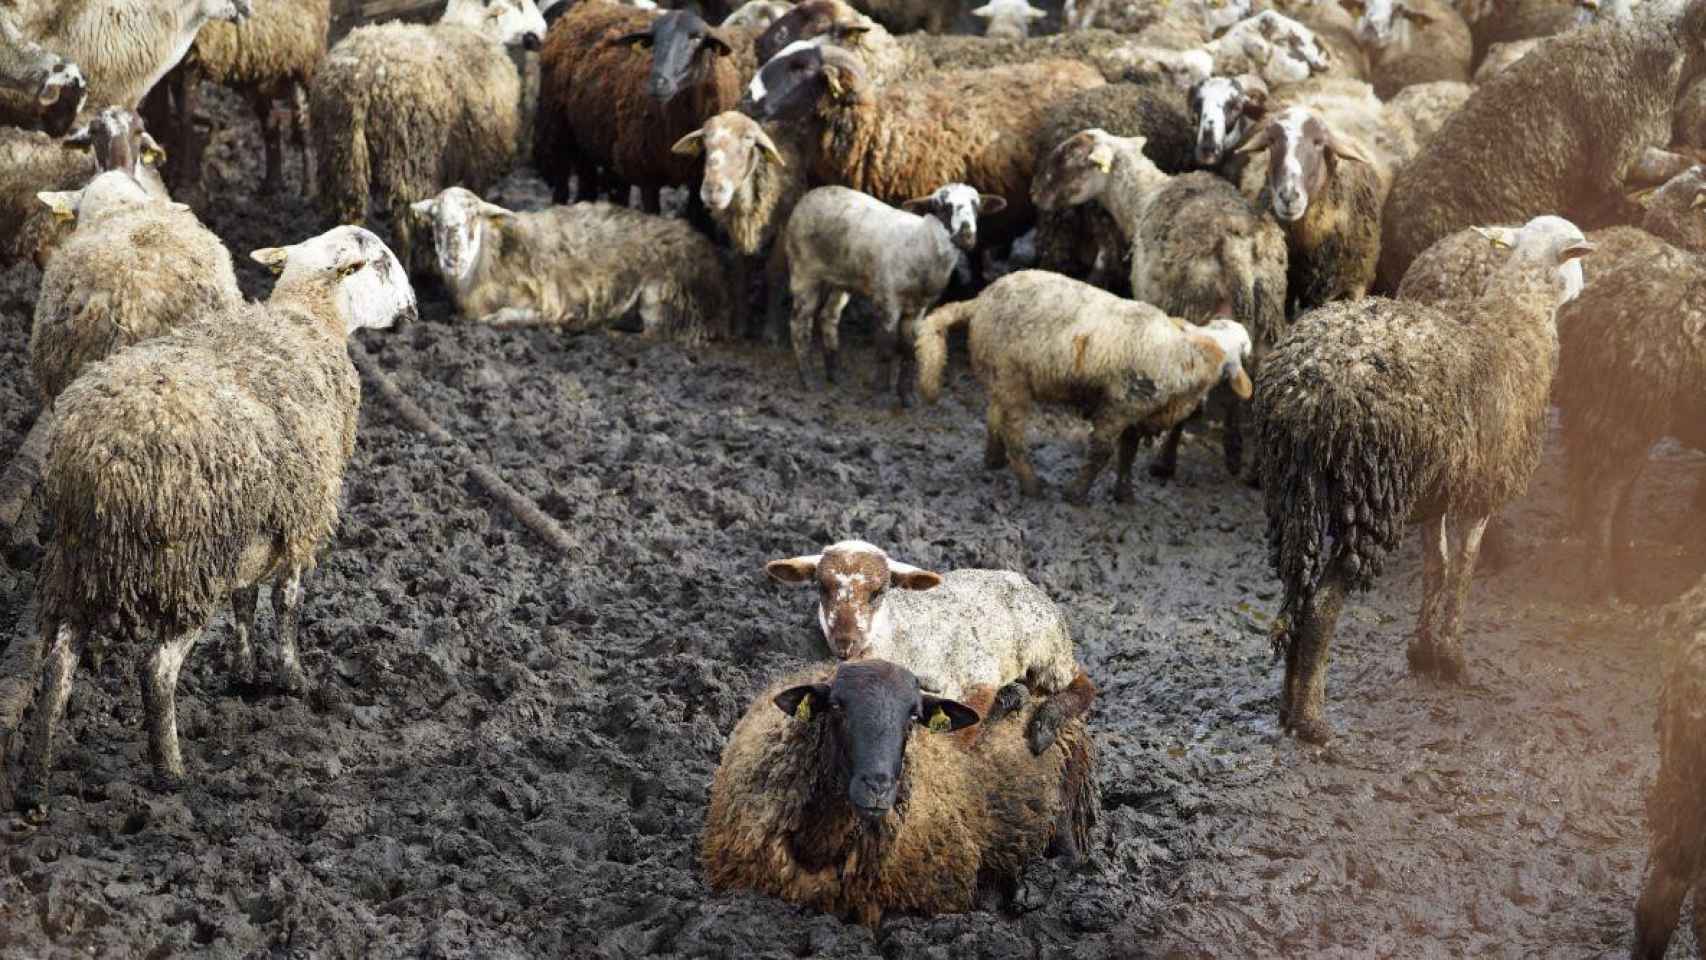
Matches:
[916,270,1253,504]
[1256,215,1590,744]
[765,540,1095,753]
[702,660,1098,927]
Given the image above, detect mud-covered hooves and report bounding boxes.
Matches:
[1026,705,1064,756]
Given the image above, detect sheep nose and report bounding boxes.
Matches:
[859,773,894,794]
[523,32,543,51]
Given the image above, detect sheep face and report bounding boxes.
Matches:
[902,183,1005,251]
[252,226,419,334]
[1234,11,1331,78]
[1339,0,1432,49]
[67,107,165,184]
[1239,107,1370,223]
[0,13,87,135]
[972,0,1048,40]
[1197,318,1255,399]
[1640,165,1706,253]
[1032,130,1135,212]
[447,0,547,48]
[672,114,786,213]
[765,540,943,660]
[410,187,506,286]
[745,42,864,122]
[723,0,794,31]
[754,0,871,64]
[618,11,735,103]
[772,661,978,819]
[1189,75,1265,167]
[1126,47,1216,89]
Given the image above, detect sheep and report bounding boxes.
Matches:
[1063,0,1100,29]
[1338,0,1472,97]
[849,0,957,33]
[1032,129,1287,481]
[972,0,1047,38]
[743,43,1103,263]
[407,186,732,343]
[1382,78,1471,146]
[16,224,417,808]
[0,8,86,135]
[7,0,253,111]
[310,0,544,275]
[534,2,758,214]
[671,110,803,338]
[1473,37,1541,82]
[1107,11,1338,88]
[1255,215,1591,744]
[701,659,1098,928]
[722,0,794,30]
[914,270,1255,503]
[782,183,1002,405]
[1374,0,1706,293]
[1554,166,1706,602]
[1676,75,1706,150]
[764,540,1095,753]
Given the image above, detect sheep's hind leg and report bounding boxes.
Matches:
[1412,513,1487,684]
[894,308,924,409]
[230,587,259,689]
[1223,394,1245,479]
[1608,465,1645,601]
[818,292,849,387]
[1409,513,1451,676]
[1284,561,1348,744]
[271,569,308,696]
[291,82,314,197]
[787,284,824,388]
[870,299,903,403]
[1114,427,1141,503]
[984,403,1009,470]
[17,623,85,814]
[996,391,1040,498]
[140,627,202,787]
[1580,464,1629,603]
[1067,414,1123,505]
[1633,840,1698,960]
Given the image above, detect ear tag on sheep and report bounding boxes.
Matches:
[927,707,951,733]
[1089,146,1113,173]
[1693,192,1706,209]
[826,71,844,98]
[794,697,813,722]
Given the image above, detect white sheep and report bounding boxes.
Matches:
[1114,11,1336,88]
[972,0,1048,39]
[783,183,1005,407]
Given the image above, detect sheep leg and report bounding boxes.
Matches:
[1633,841,1698,960]
[1114,427,1141,503]
[1581,465,1628,603]
[895,309,923,409]
[1149,407,1196,481]
[254,91,284,197]
[997,391,1041,498]
[871,300,903,403]
[819,292,849,387]
[291,82,314,198]
[761,244,789,346]
[1223,397,1245,479]
[1414,513,1487,683]
[229,586,259,688]
[1410,513,1451,676]
[984,403,1009,470]
[271,569,308,696]
[1283,562,1348,744]
[176,69,206,198]
[639,185,661,215]
[0,410,54,537]
[1067,415,1123,505]
[1625,146,1696,191]
[1026,670,1098,756]
[140,627,201,786]
[16,624,83,814]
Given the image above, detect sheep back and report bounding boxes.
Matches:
[1674,75,1706,150]
[1384,80,1472,149]
[189,0,331,93]
[881,569,1077,700]
[535,2,651,194]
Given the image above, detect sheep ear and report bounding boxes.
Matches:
[1557,239,1595,262]
[900,196,936,214]
[753,127,786,167]
[1692,191,1706,209]
[765,555,822,584]
[62,123,92,149]
[978,193,1007,215]
[410,198,438,219]
[1325,129,1371,165]
[886,560,942,591]
[1398,4,1435,24]
[971,2,995,16]
[612,29,654,48]
[250,246,291,273]
[671,129,706,157]
[774,683,832,722]
[37,191,77,221]
[1235,123,1272,155]
[140,133,166,167]
[1338,0,1366,12]
[1087,143,1114,172]
[1472,226,1514,249]
[918,695,980,733]
[1228,364,1254,400]
[478,200,515,221]
[703,29,734,56]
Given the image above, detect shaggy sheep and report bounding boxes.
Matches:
[1339,0,1471,97]
[1375,0,1706,292]
[1382,78,1471,146]
[1032,129,1287,480]
[701,660,1097,928]
[310,0,546,274]
[972,0,1047,38]
[765,540,1095,752]
[535,2,758,213]
[18,225,416,806]
[915,270,1254,503]
[782,183,1001,404]
[1256,215,1590,743]
[0,8,86,134]
[1393,221,1518,304]
[408,186,732,343]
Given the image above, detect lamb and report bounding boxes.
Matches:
[1032,128,1287,481]
[1375,0,1706,293]
[408,186,732,343]
[701,659,1097,928]
[782,183,1001,405]
[310,0,546,274]
[915,270,1254,503]
[16,224,416,808]
[1255,215,1591,744]
[0,8,86,135]
[764,540,1095,752]
[972,0,1047,38]
[1338,0,1472,97]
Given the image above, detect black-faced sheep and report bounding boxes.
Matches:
[1256,215,1590,744]
[1375,0,1706,292]
[1032,128,1287,481]
[782,183,1002,405]
[18,225,416,808]
[408,186,732,343]
[764,540,1095,753]
[701,660,1097,928]
[916,269,1254,504]
[0,8,86,135]
[1338,0,1471,97]
[310,0,546,274]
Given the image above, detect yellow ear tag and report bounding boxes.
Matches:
[825,72,842,98]
[794,698,813,722]
[927,708,951,733]
[1692,192,1706,209]
[1089,147,1113,173]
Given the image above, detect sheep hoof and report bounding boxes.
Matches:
[1406,640,1467,684]
[1026,701,1066,755]
[1147,461,1175,482]
[1286,714,1334,746]
[986,682,1028,724]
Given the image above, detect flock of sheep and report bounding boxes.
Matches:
[2,0,1706,950]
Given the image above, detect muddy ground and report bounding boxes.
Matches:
[2,70,1706,959]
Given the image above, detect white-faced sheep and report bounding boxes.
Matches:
[408,186,732,343]
[972,0,1047,38]
[310,0,546,274]
[722,0,794,29]
[782,183,1003,405]
[1032,128,1287,481]
[764,540,1095,752]
[1375,0,1706,292]
[916,269,1254,504]
[702,660,1097,928]
[0,7,86,134]
[1338,0,1471,97]
[1256,215,1591,744]
[17,225,416,809]
[1108,11,1338,88]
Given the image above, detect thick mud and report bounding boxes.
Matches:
[2,76,1706,959]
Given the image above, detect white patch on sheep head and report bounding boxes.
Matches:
[1243,107,1368,223]
[973,0,1048,39]
[1354,0,1399,46]
[1190,76,1264,166]
[411,186,502,286]
[199,0,252,24]
[447,0,547,47]
[904,183,1001,251]
[1509,215,1593,306]
[765,541,943,660]
[1199,317,1254,399]
[256,226,418,333]
[1248,11,1331,75]
[1200,0,1256,34]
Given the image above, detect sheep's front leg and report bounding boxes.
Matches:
[871,298,903,403]
[1067,413,1124,505]
[1114,427,1142,504]
[1607,465,1645,600]
[895,308,925,409]
[1633,840,1699,960]
[254,91,285,196]
[17,623,85,813]
[787,284,824,387]
[230,586,259,688]
[1223,393,1246,479]
[1625,146,1696,190]
[291,82,314,198]
[1409,512,1451,676]
[1282,560,1348,744]
[140,627,202,786]
[272,569,308,696]
[819,292,850,386]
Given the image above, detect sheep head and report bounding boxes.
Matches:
[773,660,978,821]
[617,10,737,103]
[1195,317,1255,400]
[252,226,418,335]
[754,0,873,63]
[0,12,86,136]
[446,0,547,49]
[1238,107,1369,223]
[409,186,513,287]
[1498,215,1593,307]
[37,169,161,228]
[744,41,868,121]
[902,183,1005,251]
[673,112,786,213]
[1340,0,1433,49]
[1639,165,1706,253]
[1032,128,1144,212]
[765,540,942,660]
[198,0,253,25]
[972,0,1048,40]
[66,107,165,184]
[1188,73,1267,167]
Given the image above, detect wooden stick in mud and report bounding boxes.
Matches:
[347,339,577,556]
[0,413,52,537]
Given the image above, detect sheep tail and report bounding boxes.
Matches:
[0,412,54,537]
[348,340,577,557]
[915,300,976,405]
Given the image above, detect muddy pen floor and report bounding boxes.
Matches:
[2,83,1706,959]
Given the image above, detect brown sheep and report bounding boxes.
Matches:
[701,659,1097,928]
[1338,0,1472,98]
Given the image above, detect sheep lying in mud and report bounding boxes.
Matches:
[17,225,416,807]
[1256,215,1591,744]
[916,270,1253,504]
[1375,0,1706,291]
[783,183,1001,405]
[972,0,1047,38]
[1340,0,1472,97]
[1032,128,1286,482]
[409,186,732,344]
[765,540,1095,753]
[1111,11,1337,88]
[0,8,85,134]
[311,0,546,274]
[1633,597,1706,960]
[701,660,1098,928]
